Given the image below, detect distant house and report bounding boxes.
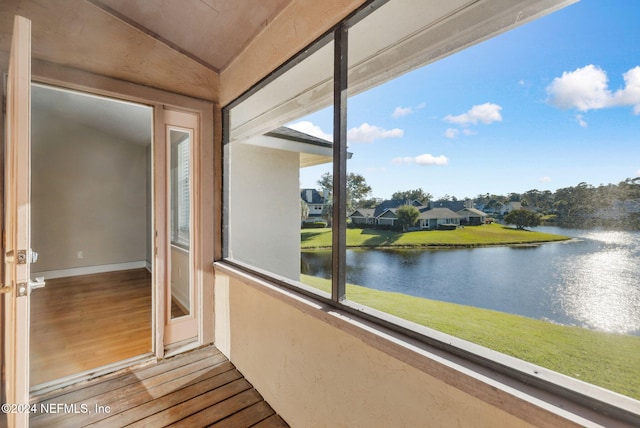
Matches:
[349,199,466,230]
[300,188,328,222]
[376,208,400,226]
[373,199,425,227]
[457,207,487,225]
[419,207,462,230]
[374,199,424,216]
[350,208,376,225]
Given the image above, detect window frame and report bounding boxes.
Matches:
[220,0,640,424]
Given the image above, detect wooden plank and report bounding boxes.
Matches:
[210,401,277,428]
[129,379,255,427]
[30,346,288,428]
[32,344,220,404]
[31,359,234,427]
[253,414,291,428]
[89,369,244,427]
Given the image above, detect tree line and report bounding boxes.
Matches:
[314,173,640,230]
[476,178,640,229]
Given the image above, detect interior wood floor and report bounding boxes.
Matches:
[30,268,152,386]
[30,346,289,427]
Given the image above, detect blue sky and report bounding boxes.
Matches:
[294,0,640,201]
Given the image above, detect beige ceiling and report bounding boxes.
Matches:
[0,0,295,100]
[91,0,292,71]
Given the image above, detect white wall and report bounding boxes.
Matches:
[31,111,149,274]
[228,143,300,280]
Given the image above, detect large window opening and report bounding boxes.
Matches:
[224,35,335,297]
[223,0,640,417]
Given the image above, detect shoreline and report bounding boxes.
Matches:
[301,237,572,251]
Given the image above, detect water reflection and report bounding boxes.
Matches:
[554,230,640,334]
[301,227,640,335]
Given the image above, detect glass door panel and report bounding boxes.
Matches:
[169,129,192,319]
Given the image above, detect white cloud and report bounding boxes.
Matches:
[392,102,426,119]
[347,122,404,143]
[444,128,459,139]
[444,103,503,125]
[392,106,413,118]
[547,65,640,114]
[576,114,588,128]
[392,154,449,166]
[613,66,640,114]
[546,65,611,111]
[287,121,332,141]
[539,176,552,183]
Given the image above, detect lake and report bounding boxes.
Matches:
[300,226,640,336]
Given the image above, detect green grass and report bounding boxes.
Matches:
[301,274,640,400]
[301,223,569,249]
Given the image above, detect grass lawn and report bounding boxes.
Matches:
[300,274,640,400]
[301,223,569,249]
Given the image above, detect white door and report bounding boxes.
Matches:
[3,15,32,428]
[163,109,199,345]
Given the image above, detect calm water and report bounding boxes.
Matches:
[301,226,640,336]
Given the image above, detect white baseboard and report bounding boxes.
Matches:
[33,261,149,280]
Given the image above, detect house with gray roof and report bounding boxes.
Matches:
[419,207,462,230]
[349,199,465,230]
[301,188,328,221]
[349,208,376,225]
[457,207,487,225]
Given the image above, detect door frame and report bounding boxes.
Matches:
[2,15,31,428]
[2,58,215,394]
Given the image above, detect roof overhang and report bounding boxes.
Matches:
[228,0,576,141]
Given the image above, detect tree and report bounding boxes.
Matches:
[504,209,540,230]
[347,173,372,209]
[359,197,382,209]
[317,172,372,212]
[396,205,420,232]
[391,188,432,205]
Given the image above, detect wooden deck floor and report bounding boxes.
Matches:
[30,346,289,427]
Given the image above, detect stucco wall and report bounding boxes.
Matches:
[214,267,565,428]
[227,143,300,280]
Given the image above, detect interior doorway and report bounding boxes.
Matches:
[29,84,154,387]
